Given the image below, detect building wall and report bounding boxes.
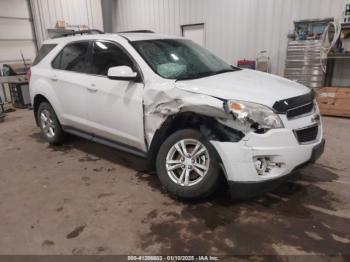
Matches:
[0,0,36,65]
[30,0,104,47]
[113,0,345,76]
[0,0,104,65]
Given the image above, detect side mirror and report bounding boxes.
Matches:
[107,66,139,81]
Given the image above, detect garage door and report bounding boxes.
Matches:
[0,0,37,67]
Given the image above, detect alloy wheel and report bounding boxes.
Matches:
[165,139,210,187]
[40,109,56,138]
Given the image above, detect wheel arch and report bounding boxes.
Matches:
[147,112,244,171]
[33,94,53,126]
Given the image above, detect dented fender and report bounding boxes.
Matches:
[143,81,234,145]
[143,80,255,147]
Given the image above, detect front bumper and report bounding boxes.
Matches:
[210,123,324,198]
[227,139,325,199]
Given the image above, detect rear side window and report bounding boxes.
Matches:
[52,42,90,73]
[32,44,57,66]
[90,41,134,76]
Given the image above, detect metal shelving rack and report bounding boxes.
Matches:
[285,40,325,89]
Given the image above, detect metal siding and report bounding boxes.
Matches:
[0,0,31,17]
[113,0,344,76]
[0,0,36,64]
[30,0,104,46]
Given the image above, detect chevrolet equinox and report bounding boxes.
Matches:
[29,32,325,200]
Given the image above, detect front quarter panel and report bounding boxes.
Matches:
[143,80,229,146]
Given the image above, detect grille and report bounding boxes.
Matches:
[294,125,318,144]
[287,102,314,119]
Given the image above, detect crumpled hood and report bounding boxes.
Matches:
[175,69,310,108]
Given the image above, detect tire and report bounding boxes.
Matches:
[156,129,222,200]
[37,102,65,145]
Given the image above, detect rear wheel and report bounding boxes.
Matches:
[156,129,222,200]
[37,102,65,145]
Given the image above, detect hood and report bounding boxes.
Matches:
[175,69,310,108]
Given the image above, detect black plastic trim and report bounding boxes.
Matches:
[118,30,154,34]
[52,29,104,38]
[293,124,319,144]
[273,90,315,114]
[108,74,141,82]
[310,138,325,163]
[62,126,148,158]
[228,174,295,200]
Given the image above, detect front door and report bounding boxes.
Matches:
[85,40,146,151]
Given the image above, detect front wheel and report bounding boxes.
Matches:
[156,129,222,200]
[37,102,65,145]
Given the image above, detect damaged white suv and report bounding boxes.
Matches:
[29,32,325,200]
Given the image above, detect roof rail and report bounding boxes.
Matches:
[52,29,104,38]
[118,30,155,34]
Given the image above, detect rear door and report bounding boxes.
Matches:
[84,40,146,151]
[51,41,91,131]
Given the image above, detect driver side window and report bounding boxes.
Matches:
[90,41,134,76]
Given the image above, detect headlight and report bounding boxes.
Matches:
[225,100,284,129]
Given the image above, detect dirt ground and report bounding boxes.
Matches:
[0,109,349,258]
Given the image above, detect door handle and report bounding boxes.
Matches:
[50,75,58,82]
[87,83,97,92]
[86,87,98,92]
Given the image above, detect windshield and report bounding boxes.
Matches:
[131,39,237,80]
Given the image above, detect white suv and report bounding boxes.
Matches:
[29,31,325,200]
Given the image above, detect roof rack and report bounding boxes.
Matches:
[52,29,104,38]
[118,30,155,34]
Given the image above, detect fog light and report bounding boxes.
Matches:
[253,157,283,176]
[254,157,268,174]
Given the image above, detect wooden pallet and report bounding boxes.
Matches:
[316,87,350,117]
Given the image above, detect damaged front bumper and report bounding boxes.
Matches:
[210,126,325,199]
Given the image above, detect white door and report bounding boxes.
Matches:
[85,40,145,151]
[51,41,90,130]
[182,24,205,46]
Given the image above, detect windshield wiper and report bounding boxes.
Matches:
[175,71,215,81]
[212,69,235,75]
[175,67,239,81]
